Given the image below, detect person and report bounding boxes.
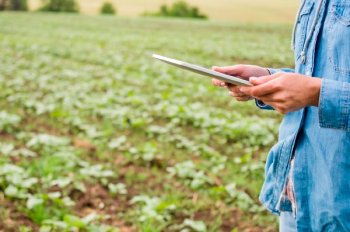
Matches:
[212,0,350,231]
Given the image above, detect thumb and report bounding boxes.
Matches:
[249,74,279,85]
[212,66,242,76]
[212,66,231,74]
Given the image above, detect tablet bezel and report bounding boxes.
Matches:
[152,54,252,86]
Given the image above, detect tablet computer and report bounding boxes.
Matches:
[152,54,252,86]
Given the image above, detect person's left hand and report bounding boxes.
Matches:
[239,72,322,114]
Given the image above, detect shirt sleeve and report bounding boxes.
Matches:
[255,100,274,110]
[255,68,295,110]
[319,79,350,131]
[267,68,295,75]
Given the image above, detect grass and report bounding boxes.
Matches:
[0,12,294,231]
[28,0,299,23]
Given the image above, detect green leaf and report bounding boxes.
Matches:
[63,214,86,229]
[27,196,44,209]
[5,185,19,197]
[182,219,207,232]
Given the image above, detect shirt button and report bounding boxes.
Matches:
[306,71,311,76]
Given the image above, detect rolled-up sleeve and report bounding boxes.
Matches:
[255,100,274,110]
[319,79,350,131]
[255,68,295,110]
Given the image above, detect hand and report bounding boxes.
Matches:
[239,73,322,114]
[211,65,270,101]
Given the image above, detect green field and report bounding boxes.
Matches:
[0,13,294,231]
[28,0,299,23]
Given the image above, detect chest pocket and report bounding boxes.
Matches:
[327,2,350,75]
[294,1,314,61]
[332,1,350,26]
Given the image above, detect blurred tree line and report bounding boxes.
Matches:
[100,2,116,15]
[0,0,27,11]
[0,0,117,14]
[0,0,203,19]
[0,0,79,12]
[40,0,78,12]
[147,1,207,19]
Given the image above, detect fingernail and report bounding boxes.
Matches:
[221,82,226,87]
[239,87,244,92]
[249,77,257,81]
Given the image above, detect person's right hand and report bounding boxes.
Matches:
[212,65,270,101]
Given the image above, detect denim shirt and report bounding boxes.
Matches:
[258,0,350,231]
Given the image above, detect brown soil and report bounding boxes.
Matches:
[191,206,277,232]
[0,194,38,232]
[73,137,96,152]
[72,184,136,232]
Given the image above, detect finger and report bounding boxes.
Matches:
[236,96,253,101]
[240,79,280,97]
[229,91,252,99]
[227,85,241,92]
[229,91,248,97]
[257,101,284,113]
[257,93,284,103]
[212,65,244,76]
[258,100,289,114]
[249,74,280,85]
[212,78,226,87]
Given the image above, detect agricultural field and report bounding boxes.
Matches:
[28,0,299,23]
[0,13,294,232]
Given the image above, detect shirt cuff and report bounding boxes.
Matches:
[267,68,295,75]
[267,68,278,75]
[255,100,274,110]
[319,79,350,130]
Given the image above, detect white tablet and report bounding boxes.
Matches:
[152,54,252,86]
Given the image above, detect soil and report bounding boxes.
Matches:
[72,184,137,232]
[0,194,38,232]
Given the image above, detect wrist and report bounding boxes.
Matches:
[308,77,322,107]
[266,68,273,75]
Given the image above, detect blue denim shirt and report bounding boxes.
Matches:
[258,0,350,231]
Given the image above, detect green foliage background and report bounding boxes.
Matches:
[100,2,116,15]
[40,0,78,12]
[0,12,294,232]
[146,1,207,19]
[0,0,27,11]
